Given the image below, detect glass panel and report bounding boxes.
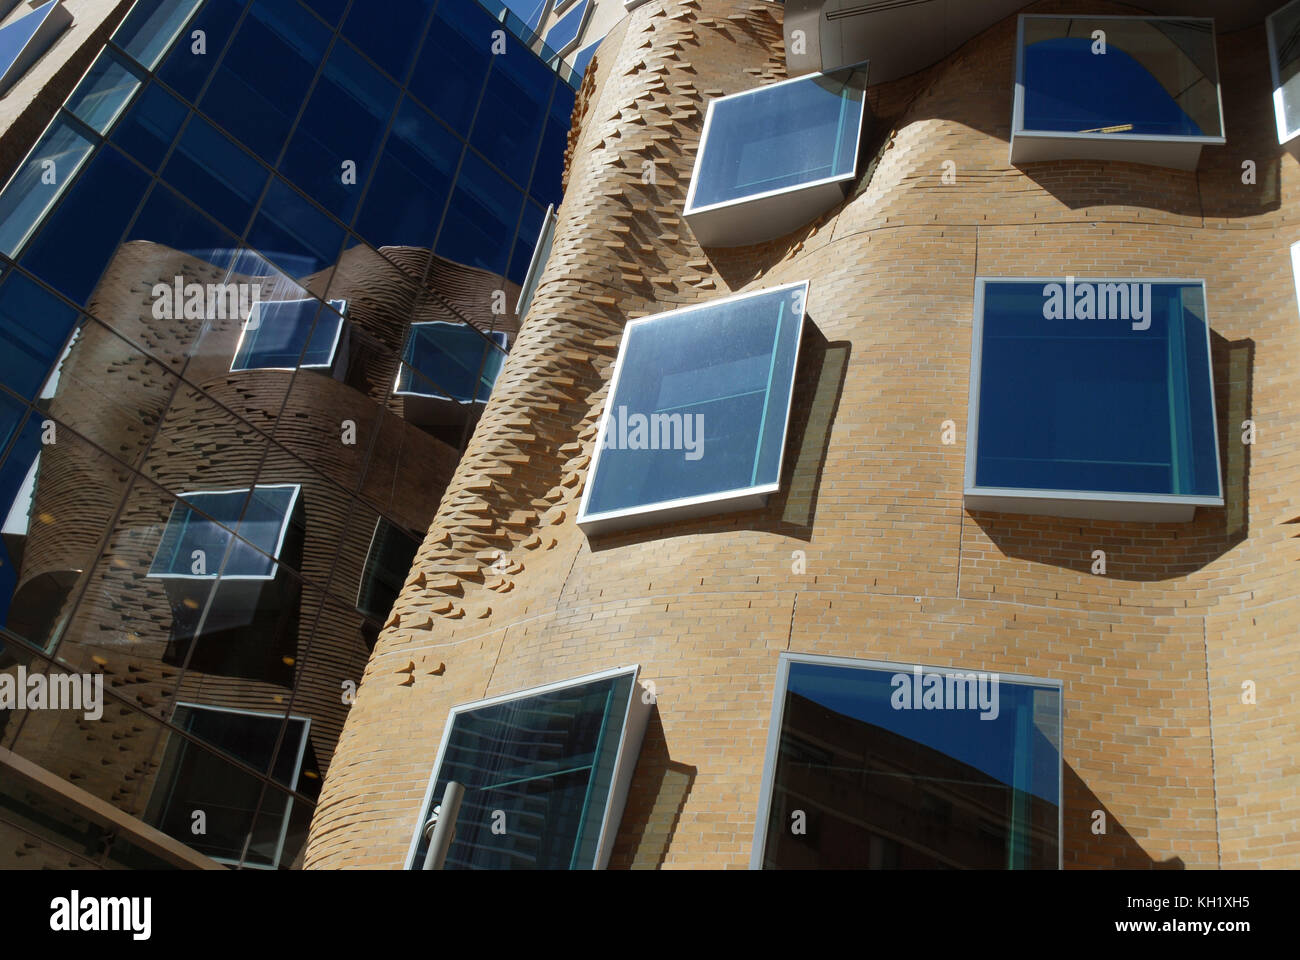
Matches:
[279,41,398,222]
[531,82,573,202]
[247,177,346,280]
[409,0,495,136]
[155,0,247,102]
[691,66,865,211]
[760,659,1061,869]
[232,298,345,370]
[583,284,805,519]
[148,485,297,579]
[299,0,346,26]
[471,37,552,187]
[0,270,79,400]
[397,323,505,403]
[340,0,434,81]
[569,38,598,80]
[112,0,204,70]
[108,80,188,171]
[161,114,269,235]
[1020,17,1221,137]
[199,0,330,164]
[409,671,635,869]
[0,119,94,258]
[354,516,419,622]
[513,202,551,316]
[66,49,144,134]
[1271,1,1300,139]
[543,0,588,54]
[435,149,521,276]
[124,181,240,273]
[975,280,1220,498]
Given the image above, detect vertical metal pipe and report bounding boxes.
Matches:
[422,781,465,870]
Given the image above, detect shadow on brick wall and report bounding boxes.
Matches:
[608,706,697,869]
[1065,761,1188,868]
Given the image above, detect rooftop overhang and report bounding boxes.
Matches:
[785,0,1282,81]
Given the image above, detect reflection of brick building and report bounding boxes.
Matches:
[307,0,1299,871]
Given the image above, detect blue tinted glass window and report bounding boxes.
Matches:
[691,67,865,211]
[356,517,420,622]
[543,0,588,54]
[149,485,297,578]
[509,200,545,290]
[109,81,188,171]
[155,0,246,101]
[504,0,548,34]
[0,119,94,258]
[20,147,150,305]
[67,49,144,134]
[0,1,71,96]
[341,0,434,81]
[760,658,1061,869]
[435,150,521,275]
[161,115,269,235]
[471,39,552,186]
[974,280,1220,498]
[0,271,81,399]
[582,284,806,523]
[112,0,205,70]
[126,182,240,272]
[279,42,398,222]
[1020,18,1221,138]
[568,38,598,80]
[409,0,494,135]
[409,670,636,869]
[232,298,345,370]
[200,0,329,163]
[398,323,505,402]
[353,96,459,250]
[531,104,570,204]
[299,0,347,26]
[247,177,346,279]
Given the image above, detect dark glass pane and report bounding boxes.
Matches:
[409,0,494,135]
[531,96,571,203]
[340,0,433,81]
[299,0,347,27]
[354,517,418,622]
[1021,18,1221,137]
[232,298,344,370]
[0,119,94,258]
[435,150,521,276]
[409,672,635,869]
[113,0,205,71]
[247,177,346,279]
[124,182,240,272]
[156,0,247,102]
[161,114,269,234]
[279,41,398,222]
[353,96,459,250]
[761,660,1061,869]
[583,285,805,519]
[1271,3,1300,138]
[66,49,144,134]
[471,39,552,186]
[108,81,188,171]
[20,147,150,306]
[975,280,1220,497]
[199,0,330,163]
[0,271,79,400]
[508,199,544,289]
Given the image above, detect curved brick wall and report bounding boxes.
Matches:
[306,0,1299,869]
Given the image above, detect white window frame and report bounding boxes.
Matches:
[165,701,311,871]
[683,67,867,248]
[229,298,347,373]
[146,483,302,581]
[1268,0,1300,145]
[392,321,508,404]
[750,651,1064,870]
[964,277,1224,522]
[1010,14,1226,170]
[515,203,557,319]
[576,280,809,536]
[1291,240,1300,315]
[402,664,651,870]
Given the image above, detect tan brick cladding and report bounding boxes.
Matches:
[305,0,1300,870]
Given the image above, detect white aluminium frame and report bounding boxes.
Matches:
[575,280,810,537]
[1010,14,1226,170]
[515,202,557,319]
[1291,241,1300,316]
[166,701,311,871]
[1267,0,1300,145]
[964,277,1224,522]
[686,65,868,218]
[402,664,651,870]
[542,0,591,58]
[146,483,302,581]
[749,651,1065,871]
[392,321,509,403]
[229,298,347,373]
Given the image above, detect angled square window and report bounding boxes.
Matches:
[1011,15,1224,170]
[148,484,301,580]
[543,0,590,57]
[395,321,507,404]
[752,654,1062,869]
[577,282,807,536]
[151,703,313,869]
[231,298,347,373]
[0,0,72,96]
[405,665,650,870]
[1268,0,1300,144]
[684,65,867,247]
[965,279,1223,522]
[355,516,420,623]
